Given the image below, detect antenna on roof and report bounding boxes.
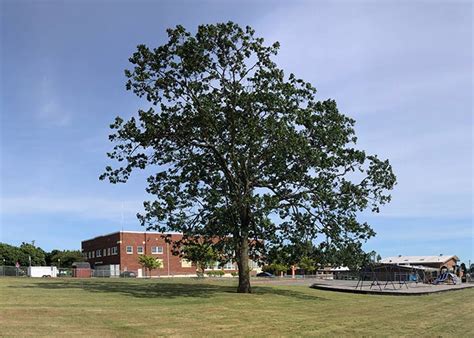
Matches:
[121,202,124,232]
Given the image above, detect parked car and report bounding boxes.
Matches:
[120,271,136,278]
[256,272,275,278]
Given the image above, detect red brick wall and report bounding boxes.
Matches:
[82,231,239,276]
[82,232,121,267]
[441,258,457,271]
[422,258,458,271]
[118,232,200,276]
[72,268,92,278]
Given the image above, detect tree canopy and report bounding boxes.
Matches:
[101,22,396,293]
[180,241,218,276]
[264,240,371,273]
[138,255,163,277]
[46,250,84,268]
[1,243,83,268]
[0,242,46,266]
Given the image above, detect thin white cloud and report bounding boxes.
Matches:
[38,99,70,126]
[0,196,144,221]
[36,76,72,127]
[254,2,473,221]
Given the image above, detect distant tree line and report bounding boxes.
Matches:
[262,240,374,275]
[0,242,83,268]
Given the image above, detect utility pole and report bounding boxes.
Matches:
[121,202,124,232]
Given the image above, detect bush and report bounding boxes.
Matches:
[262,263,288,275]
[206,270,225,277]
[231,271,238,277]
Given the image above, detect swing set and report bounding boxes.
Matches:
[355,263,430,290]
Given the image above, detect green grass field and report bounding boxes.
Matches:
[0,278,473,336]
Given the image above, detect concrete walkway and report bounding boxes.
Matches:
[310,279,474,295]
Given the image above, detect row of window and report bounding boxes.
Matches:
[85,245,166,259]
[125,246,164,255]
[207,261,235,270]
[84,245,239,271]
[85,247,118,259]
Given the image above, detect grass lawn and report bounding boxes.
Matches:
[0,277,473,336]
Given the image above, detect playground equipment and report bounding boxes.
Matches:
[355,264,383,291]
[388,265,410,289]
[418,269,436,284]
[355,264,432,290]
[433,272,460,285]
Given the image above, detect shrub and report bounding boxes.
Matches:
[262,263,288,275]
[206,270,225,277]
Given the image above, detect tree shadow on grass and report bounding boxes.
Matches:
[253,286,328,301]
[10,279,327,301]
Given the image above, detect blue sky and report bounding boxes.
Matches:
[1,0,472,263]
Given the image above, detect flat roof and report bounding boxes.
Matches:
[380,255,459,265]
[82,230,183,243]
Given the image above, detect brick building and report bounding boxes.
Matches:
[380,255,459,271]
[81,231,258,277]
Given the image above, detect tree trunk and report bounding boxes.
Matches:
[237,234,251,293]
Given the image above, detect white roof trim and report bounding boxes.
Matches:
[82,230,183,243]
[380,255,458,265]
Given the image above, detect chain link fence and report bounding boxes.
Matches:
[0,266,343,279]
[4,266,468,283]
[0,266,28,277]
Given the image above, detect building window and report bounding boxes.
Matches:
[137,246,144,254]
[181,259,192,268]
[249,260,257,269]
[96,249,102,257]
[103,249,107,257]
[151,246,163,254]
[107,248,111,256]
[224,262,234,270]
[126,246,133,254]
[112,246,118,255]
[206,261,220,270]
[92,251,95,258]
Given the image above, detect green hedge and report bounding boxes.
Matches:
[206,270,225,277]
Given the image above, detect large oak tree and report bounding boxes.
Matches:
[101,22,396,293]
